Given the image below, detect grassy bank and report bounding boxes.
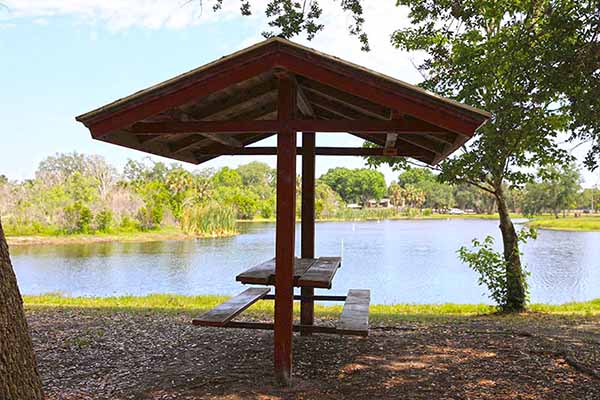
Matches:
[6,227,195,246]
[8,214,517,246]
[527,215,600,232]
[23,294,600,323]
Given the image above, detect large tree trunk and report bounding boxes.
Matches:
[494,185,527,311]
[0,218,43,399]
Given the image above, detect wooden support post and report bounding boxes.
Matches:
[301,131,316,336]
[274,72,297,385]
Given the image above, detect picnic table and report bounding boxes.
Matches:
[193,256,371,336]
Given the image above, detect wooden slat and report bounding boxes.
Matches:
[236,257,316,285]
[337,289,370,336]
[297,257,341,289]
[236,258,276,284]
[192,287,270,327]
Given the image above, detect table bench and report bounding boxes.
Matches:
[193,257,371,336]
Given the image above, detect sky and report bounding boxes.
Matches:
[1,0,598,187]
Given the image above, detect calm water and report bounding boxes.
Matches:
[11,219,600,305]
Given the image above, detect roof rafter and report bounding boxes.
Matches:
[129,119,449,135]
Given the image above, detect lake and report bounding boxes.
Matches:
[11,219,600,305]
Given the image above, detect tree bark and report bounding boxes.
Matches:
[0,217,43,399]
[494,185,527,311]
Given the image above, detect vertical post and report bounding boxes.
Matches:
[274,71,297,385]
[300,132,315,336]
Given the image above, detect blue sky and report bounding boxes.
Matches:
[1,1,598,187]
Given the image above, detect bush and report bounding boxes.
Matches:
[259,199,275,219]
[136,205,163,230]
[458,228,537,311]
[422,208,432,216]
[63,201,93,234]
[94,209,113,233]
[119,216,139,232]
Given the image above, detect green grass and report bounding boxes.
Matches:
[527,215,600,232]
[22,294,600,323]
[6,226,192,246]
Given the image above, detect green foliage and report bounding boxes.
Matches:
[523,164,581,217]
[459,228,537,311]
[212,167,242,187]
[63,201,93,234]
[94,209,113,233]
[320,167,386,204]
[211,0,370,51]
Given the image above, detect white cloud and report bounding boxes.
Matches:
[2,0,253,30]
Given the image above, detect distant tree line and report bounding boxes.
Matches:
[0,153,596,236]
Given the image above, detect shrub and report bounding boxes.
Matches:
[63,201,93,233]
[94,209,113,233]
[136,205,163,230]
[458,228,537,311]
[119,216,139,232]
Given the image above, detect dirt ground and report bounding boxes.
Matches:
[27,307,600,400]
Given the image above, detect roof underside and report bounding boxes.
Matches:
[76,38,490,166]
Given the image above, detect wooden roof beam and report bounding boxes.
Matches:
[296,86,315,117]
[396,134,445,154]
[130,119,447,134]
[309,92,378,120]
[193,146,421,157]
[300,79,390,119]
[349,131,437,163]
[185,79,277,120]
[168,105,278,154]
[279,52,484,136]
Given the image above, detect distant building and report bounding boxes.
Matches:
[365,198,391,208]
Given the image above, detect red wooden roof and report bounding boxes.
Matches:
[76,37,490,165]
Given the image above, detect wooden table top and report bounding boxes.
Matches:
[236,257,341,289]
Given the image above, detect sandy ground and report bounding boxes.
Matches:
[27,307,600,400]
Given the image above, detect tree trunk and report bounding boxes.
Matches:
[494,185,527,312]
[0,218,43,399]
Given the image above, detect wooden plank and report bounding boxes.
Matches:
[274,73,297,385]
[297,257,341,289]
[236,258,276,284]
[300,79,391,119]
[236,257,315,285]
[294,258,316,278]
[192,287,270,327]
[337,289,370,336]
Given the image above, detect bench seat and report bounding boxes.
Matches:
[192,287,270,327]
[337,289,371,336]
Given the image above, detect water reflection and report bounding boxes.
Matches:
[11,220,600,304]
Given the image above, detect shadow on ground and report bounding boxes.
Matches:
[27,307,600,400]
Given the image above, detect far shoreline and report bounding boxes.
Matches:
[7,214,599,246]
